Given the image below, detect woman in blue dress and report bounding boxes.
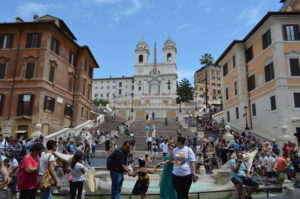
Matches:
[160,143,177,199]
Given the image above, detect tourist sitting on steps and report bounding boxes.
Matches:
[230,152,259,199]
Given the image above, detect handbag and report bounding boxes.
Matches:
[38,154,56,190]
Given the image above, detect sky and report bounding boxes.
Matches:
[0,0,283,83]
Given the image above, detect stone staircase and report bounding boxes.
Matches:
[97,114,126,133]
[117,118,189,151]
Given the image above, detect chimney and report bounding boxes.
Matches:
[16,17,24,23]
[33,14,39,22]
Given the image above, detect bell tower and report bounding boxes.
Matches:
[163,36,177,64]
[135,39,150,65]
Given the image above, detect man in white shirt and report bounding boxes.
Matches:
[146,135,153,151]
[160,139,169,157]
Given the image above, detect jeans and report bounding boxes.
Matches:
[110,170,124,199]
[84,152,91,165]
[70,181,84,199]
[37,175,52,199]
[173,174,192,199]
[19,189,37,199]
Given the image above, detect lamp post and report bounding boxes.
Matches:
[131,93,134,112]
[194,91,198,111]
[113,94,116,110]
[243,105,249,130]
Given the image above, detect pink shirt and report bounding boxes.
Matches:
[17,154,40,191]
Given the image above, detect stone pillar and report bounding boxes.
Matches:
[276,125,292,155]
[30,123,42,139]
[223,125,234,142]
[282,179,294,196]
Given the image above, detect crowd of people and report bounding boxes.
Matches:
[0,113,300,199]
[105,114,300,199]
[0,127,99,199]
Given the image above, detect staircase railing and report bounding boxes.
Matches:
[44,114,105,141]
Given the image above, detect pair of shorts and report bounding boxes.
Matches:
[265,171,277,178]
[231,176,259,187]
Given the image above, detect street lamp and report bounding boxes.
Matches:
[131,93,134,112]
[113,94,116,110]
[194,91,198,110]
[243,105,250,130]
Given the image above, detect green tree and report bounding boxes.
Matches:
[177,78,194,103]
[199,53,214,107]
[93,99,109,107]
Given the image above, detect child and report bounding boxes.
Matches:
[132,158,157,199]
[70,151,86,199]
[143,154,152,168]
[55,161,65,184]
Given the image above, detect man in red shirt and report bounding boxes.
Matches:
[282,143,291,156]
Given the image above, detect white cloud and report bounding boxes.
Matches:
[17,2,49,17]
[238,7,261,26]
[176,23,189,31]
[198,0,214,12]
[88,0,144,22]
[173,0,184,14]
[92,0,122,5]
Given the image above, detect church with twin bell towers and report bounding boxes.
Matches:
[93,37,191,119]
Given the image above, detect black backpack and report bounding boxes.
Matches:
[107,149,121,171]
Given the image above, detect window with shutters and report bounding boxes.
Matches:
[50,36,60,54]
[82,80,86,96]
[64,104,72,117]
[87,85,91,99]
[227,111,230,122]
[289,58,300,76]
[0,94,5,116]
[270,95,276,111]
[262,29,272,49]
[235,107,239,119]
[246,46,253,62]
[49,65,55,82]
[44,96,55,112]
[26,33,41,48]
[84,60,87,71]
[0,34,13,49]
[0,63,6,79]
[17,94,34,116]
[89,67,93,78]
[119,82,122,87]
[248,75,255,91]
[119,89,122,95]
[68,77,73,92]
[264,62,275,82]
[25,62,35,79]
[223,63,228,77]
[283,25,300,41]
[294,93,300,108]
[225,87,229,100]
[252,103,256,116]
[234,81,238,96]
[69,52,77,66]
[232,55,236,68]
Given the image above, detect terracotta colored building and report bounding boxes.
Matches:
[194,65,222,105]
[215,11,300,140]
[0,15,99,137]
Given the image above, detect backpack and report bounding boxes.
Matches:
[107,149,122,171]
